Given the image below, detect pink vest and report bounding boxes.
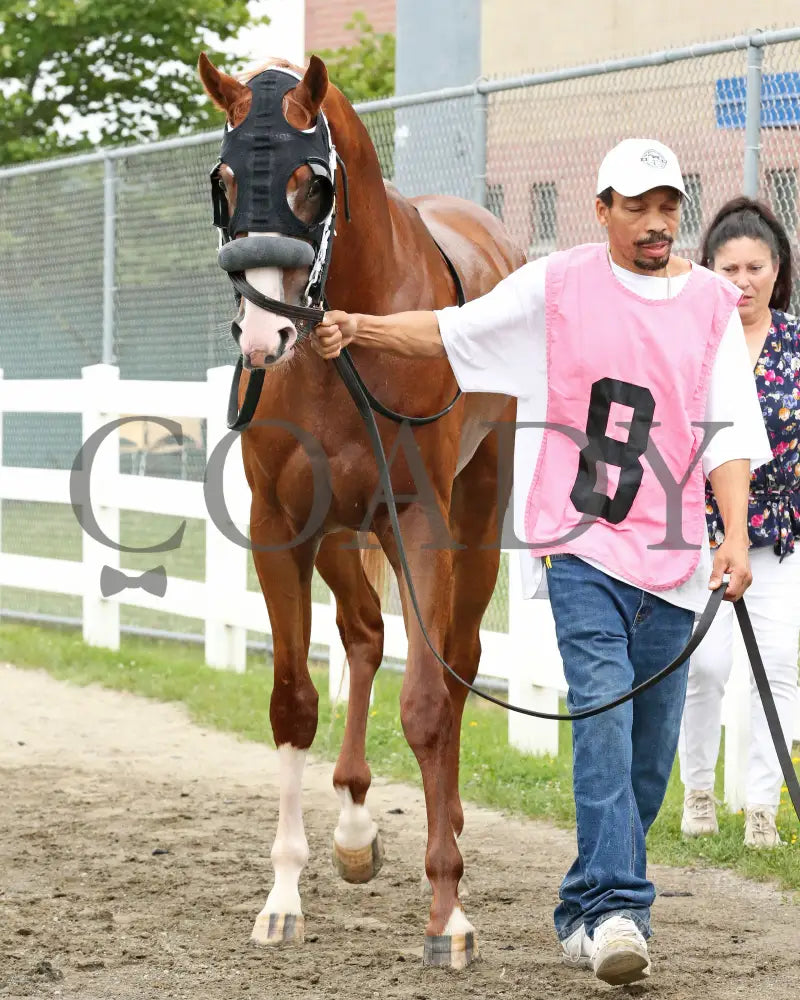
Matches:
[524,243,740,590]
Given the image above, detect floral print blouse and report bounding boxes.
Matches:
[706,309,800,559]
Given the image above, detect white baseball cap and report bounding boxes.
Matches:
[596,138,691,200]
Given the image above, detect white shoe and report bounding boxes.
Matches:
[744,805,783,848]
[560,923,592,969]
[591,915,651,986]
[681,789,719,837]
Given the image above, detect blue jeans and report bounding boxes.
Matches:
[546,555,694,942]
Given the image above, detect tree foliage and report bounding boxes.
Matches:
[314,11,395,104]
[0,0,263,165]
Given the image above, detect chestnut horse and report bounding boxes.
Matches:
[198,53,525,967]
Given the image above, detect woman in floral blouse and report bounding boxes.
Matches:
[678,196,800,847]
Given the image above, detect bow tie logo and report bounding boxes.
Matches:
[100,565,168,598]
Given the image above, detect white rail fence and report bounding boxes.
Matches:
[0,364,794,811]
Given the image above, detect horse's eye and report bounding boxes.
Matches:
[218,178,227,193]
[308,178,321,198]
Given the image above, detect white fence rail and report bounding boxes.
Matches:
[0,364,795,811]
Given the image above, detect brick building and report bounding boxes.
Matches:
[305,1,395,54]
[303,2,795,76]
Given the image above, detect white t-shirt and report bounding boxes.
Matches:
[435,251,773,613]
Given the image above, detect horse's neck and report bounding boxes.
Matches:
[326,105,410,313]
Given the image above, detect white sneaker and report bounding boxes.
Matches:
[560,923,592,970]
[744,805,783,848]
[681,789,719,837]
[591,915,651,986]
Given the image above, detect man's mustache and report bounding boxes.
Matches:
[636,232,674,247]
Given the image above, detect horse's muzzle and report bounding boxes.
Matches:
[243,344,292,369]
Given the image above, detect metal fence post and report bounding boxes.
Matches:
[743,38,764,198]
[102,155,117,365]
[472,83,488,208]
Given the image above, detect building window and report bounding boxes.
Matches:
[529,181,557,256]
[486,183,505,221]
[680,174,702,247]
[767,168,798,235]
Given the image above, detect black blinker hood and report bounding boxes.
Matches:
[211,68,334,246]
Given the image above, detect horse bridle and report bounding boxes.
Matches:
[211,67,461,432]
[210,74,800,825]
[222,222,466,430]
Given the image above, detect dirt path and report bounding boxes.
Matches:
[1,663,797,1000]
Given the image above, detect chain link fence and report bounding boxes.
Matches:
[2,27,800,643]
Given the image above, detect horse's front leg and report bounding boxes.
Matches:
[376,505,476,970]
[248,514,319,946]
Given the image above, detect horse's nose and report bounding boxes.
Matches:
[244,327,293,368]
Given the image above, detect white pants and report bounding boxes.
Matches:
[678,545,800,808]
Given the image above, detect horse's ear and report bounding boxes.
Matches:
[198,52,248,116]
[296,55,329,117]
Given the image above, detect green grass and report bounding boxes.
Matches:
[2,622,798,895]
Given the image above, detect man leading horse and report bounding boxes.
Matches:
[312,138,772,986]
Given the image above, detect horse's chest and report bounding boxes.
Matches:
[264,431,431,533]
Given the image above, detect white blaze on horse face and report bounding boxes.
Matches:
[239,232,299,365]
[333,786,378,851]
[258,744,308,917]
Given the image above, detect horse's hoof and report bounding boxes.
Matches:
[250,912,305,945]
[332,832,384,883]
[423,930,478,970]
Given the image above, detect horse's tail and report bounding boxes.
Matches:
[360,535,388,606]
